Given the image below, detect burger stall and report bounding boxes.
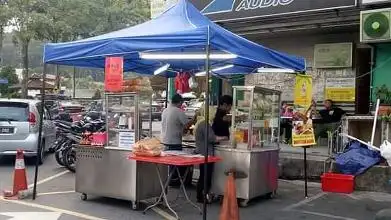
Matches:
[38,0,306,218]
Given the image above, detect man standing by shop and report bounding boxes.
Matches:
[161,93,197,186]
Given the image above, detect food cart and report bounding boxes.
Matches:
[212,86,281,207]
[75,92,166,210]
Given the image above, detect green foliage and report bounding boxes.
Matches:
[0,66,18,96]
[375,84,391,105]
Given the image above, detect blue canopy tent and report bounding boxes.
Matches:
[35,0,306,217]
[43,0,305,75]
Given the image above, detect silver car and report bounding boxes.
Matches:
[0,99,56,164]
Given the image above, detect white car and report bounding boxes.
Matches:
[0,99,56,164]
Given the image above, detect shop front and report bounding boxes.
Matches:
[189,0,374,114]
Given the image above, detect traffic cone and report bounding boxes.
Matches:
[3,150,28,199]
[219,170,239,220]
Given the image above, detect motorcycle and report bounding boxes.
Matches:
[53,112,105,172]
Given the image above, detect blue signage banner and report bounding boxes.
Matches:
[189,0,357,22]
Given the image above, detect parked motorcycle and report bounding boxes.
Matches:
[53,112,105,172]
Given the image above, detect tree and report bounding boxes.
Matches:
[0,66,18,96]
[8,0,41,98]
[0,1,11,65]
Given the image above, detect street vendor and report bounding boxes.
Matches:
[161,93,198,186]
[212,95,234,139]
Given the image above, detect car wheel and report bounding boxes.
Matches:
[36,140,45,165]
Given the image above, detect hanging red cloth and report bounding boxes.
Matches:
[174,72,191,94]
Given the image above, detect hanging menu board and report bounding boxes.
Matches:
[105,57,124,92]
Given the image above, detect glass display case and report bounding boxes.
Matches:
[231,86,281,149]
[105,92,152,149]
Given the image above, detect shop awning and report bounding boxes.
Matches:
[43,0,306,76]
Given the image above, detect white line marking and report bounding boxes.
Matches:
[0,212,62,220]
[297,210,357,220]
[279,179,321,188]
[28,170,70,188]
[283,192,327,211]
[0,197,106,220]
[151,207,177,220]
[37,191,75,196]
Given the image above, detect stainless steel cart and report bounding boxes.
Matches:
[211,86,281,207]
[75,146,167,209]
[211,146,279,207]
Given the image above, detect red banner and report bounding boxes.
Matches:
[104,57,123,92]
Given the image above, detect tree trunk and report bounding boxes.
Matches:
[0,26,3,65]
[21,42,29,98]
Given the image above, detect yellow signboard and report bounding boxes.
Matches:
[325,78,355,102]
[293,74,313,108]
[292,74,316,147]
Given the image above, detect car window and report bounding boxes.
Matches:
[0,102,29,121]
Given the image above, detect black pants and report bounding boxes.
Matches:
[197,163,214,200]
[165,144,193,187]
[280,119,292,142]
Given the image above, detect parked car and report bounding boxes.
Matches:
[141,103,163,121]
[184,101,203,120]
[59,101,85,113]
[0,99,56,164]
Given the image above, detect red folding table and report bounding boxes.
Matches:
[129,154,221,219]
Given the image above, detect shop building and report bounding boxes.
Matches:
[151,0,391,113]
[360,0,391,101]
[186,0,391,114]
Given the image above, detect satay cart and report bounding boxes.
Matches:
[212,86,281,207]
[75,91,166,210]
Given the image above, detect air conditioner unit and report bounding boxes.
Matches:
[360,8,391,43]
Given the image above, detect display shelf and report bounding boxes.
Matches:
[231,86,281,149]
[105,92,153,149]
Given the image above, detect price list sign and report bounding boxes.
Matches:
[105,57,124,92]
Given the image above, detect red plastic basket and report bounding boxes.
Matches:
[321,173,355,194]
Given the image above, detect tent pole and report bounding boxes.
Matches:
[33,63,47,200]
[203,26,211,220]
[73,67,76,98]
[165,77,168,108]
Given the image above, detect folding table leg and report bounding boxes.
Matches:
[176,166,202,214]
[144,165,179,219]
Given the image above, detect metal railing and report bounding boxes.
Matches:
[324,123,345,172]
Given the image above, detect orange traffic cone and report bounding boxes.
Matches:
[219,171,239,220]
[4,150,28,198]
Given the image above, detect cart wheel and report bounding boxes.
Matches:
[131,201,138,210]
[239,199,249,208]
[81,193,87,201]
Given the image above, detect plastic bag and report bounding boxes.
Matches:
[380,140,391,166]
[189,76,198,89]
[133,138,162,157]
[335,141,381,176]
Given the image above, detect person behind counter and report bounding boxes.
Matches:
[280,101,293,144]
[195,111,227,203]
[212,95,233,139]
[161,93,198,186]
